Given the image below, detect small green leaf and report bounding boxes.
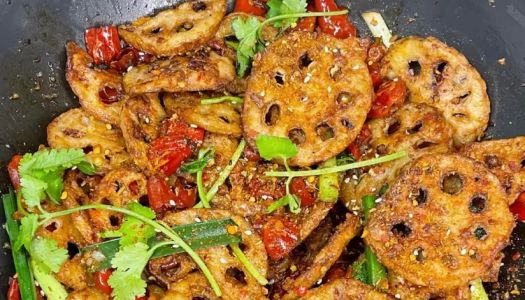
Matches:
[351,257,368,284]
[45,171,65,204]
[267,0,307,28]
[15,214,39,252]
[20,175,47,207]
[108,243,152,300]
[180,148,214,174]
[100,202,156,247]
[255,135,298,161]
[77,161,97,175]
[31,238,68,273]
[267,194,300,214]
[232,16,263,77]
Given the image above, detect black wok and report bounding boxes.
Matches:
[0,0,524,297]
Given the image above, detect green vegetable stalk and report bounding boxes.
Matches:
[319,157,339,202]
[469,278,489,300]
[362,195,387,287]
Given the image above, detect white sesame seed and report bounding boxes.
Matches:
[304,73,312,83]
[344,177,351,183]
[352,174,358,180]
[352,65,360,70]
[409,213,413,218]
[395,294,401,299]
[460,248,467,255]
[220,258,227,264]
[194,217,202,223]
[190,124,198,128]
[375,198,383,203]
[327,86,332,93]
[245,230,253,236]
[371,187,377,192]
[172,244,180,248]
[127,66,133,72]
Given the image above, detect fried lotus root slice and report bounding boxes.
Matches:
[282,214,361,299]
[123,51,235,95]
[244,31,373,167]
[147,253,197,287]
[460,136,525,203]
[162,209,268,300]
[68,289,109,300]
[342,103,454,211]
[303,278,392,300]
[47,108,131,173]
[161,273,218,300]
[381,36,490,145]
[89,168,148,231]
[120,94,166,174]
[365,154,515,292]
[119,0,227,57]
[163,93,242,137]
[56,255,88,291]
[66,42,124,125]
[387,273,470,300]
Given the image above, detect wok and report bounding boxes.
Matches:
[0,0,524,297]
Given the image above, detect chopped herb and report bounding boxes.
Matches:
[100,202,156,247]
[200,96,244,105]
[319,157,339,202]
[180,148,214,174]
[267,0,307,28]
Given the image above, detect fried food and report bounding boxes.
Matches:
[381,36,490,145]
[365,154,514,291]
[118,0,227,56]
[148,254,197,287]
[162,209,268,300]
[163,93,242,137]
[120,94,166,174]
[123,50,235,95]
[161,273,218,300]
[460,136,525,203]
[243,31,373,167]
[47,108,131,173]
[303,278,392,300]
[66,42,124,125]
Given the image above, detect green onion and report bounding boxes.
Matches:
[3,190,38,300]
[362,195,387,287]
[200,96,244,105]
[469,278,489,300]
[82,218,242,271]
[195,140,246,208]
[319,157,339,202]
[265,151,407,177]
[230,243,268,285]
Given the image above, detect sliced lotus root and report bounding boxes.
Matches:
[365,154,514,292]
[55,255,89,291]
[303,278,391,300]
[387,272,470,300]
[243,31,373,167]
[120,94,166,174]
[118,0,227,57]
[381,36,490,145]
[123,50,235,95]
[89,168,148,231]
[460,136,525,203]
[282,214,361,299]
[66,42,124,125]
[162,209,268,300]
[147,253,197,287]
[161,273,218,300]
[47,108,131,173]
[163,93,242,137]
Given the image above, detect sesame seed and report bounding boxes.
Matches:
[290,264,297,272]
[409,213,413,218]
[60,191,68,200]
[105,124,112,130]
[460,248,467,255]
[304,73,312,83]
[169,200,176,206]
[190,124,198,128]
[194,217,202,223]
[395,294,401,299]
[344,177,351,183]
[220,258,227,264]
[245,230,253,236]
[172,244,180,248]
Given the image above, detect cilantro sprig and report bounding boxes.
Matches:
[230,1,349,76]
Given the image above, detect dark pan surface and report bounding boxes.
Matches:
[0,0,524,297]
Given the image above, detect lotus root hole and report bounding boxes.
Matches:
[67,242,80,259]
[316,123,335,141]
[391,222,412,238]
[406,121,423,134]
[387,119,401,135]
[469,194,487,214]
[192,1,207,11]
[226,267,247,285]
[415,141,435,149]
[177,23,194,32]
[411,188,428,205]
[299,53,313,69]
[441,173,464,195]
[336,92,352,106]
[341,118,354,129]
[408,61,422,76]
[274,72,285,85]
[474,226,488,240]
[288,128,306,145]
[109,215,121,227]
[484,155,501,169]
[264,104,281,126]
[414,247,425,262]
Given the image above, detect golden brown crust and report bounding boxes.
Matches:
[365,154,514,292]
[148,254,197,287]
[303,278,392,300]
[243,31,373,167]
[65,42,124,125]
[161,273,218,300]
[67,289,109,300]
[381,36,490,145]
[460,136,525,203]
[119,0,227,57]
[47,108,131,173]
[123,51,235,95]
[56,255,88,291]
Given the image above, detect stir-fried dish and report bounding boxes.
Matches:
[3,0,524,299]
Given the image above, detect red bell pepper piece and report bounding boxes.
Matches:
[262,217,299,260]
[234,0,267,16]
[160,119,205,142]
[85,26,122,65]
[510,192,525,222]
[315,0,357,38]
[7,277,20,300]
[368,80,408,119]
[95,269,113,295]
[109,46,153,73]
[147,176,196,213]
[290,178,316,207]
[7,155,22,190]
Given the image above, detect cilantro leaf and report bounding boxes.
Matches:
[255,135,298,161]
[31,238,68,273]
[31,259,68,300]
[108,243,152,300]
[14,214,38,252]
[100,202,156,247]
[267,0,307,28]
[267,194,300,214]
[180,148,215,174]
[19,149,86,174]
[351,257,368,283]
[232,16,262,77]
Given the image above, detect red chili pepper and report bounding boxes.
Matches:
[147,176,196,213]
[348,124,372,160]
[315,0,357,38]
[95,269,113,295]
[234,0,267,16]
[148,137,192,176]
[160,119,205,142]
[510,192,525,221]
[7,155,22,190]
[262,217,299,260]
[244,146,261,162]
[7,277,20,300]
[98,86,122,105]
[290,178,316,207]
[295,2,317,32]
[368,80,407,119]
[109,46,153,73]
[85,26,122,65]
[367,40,387,89]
